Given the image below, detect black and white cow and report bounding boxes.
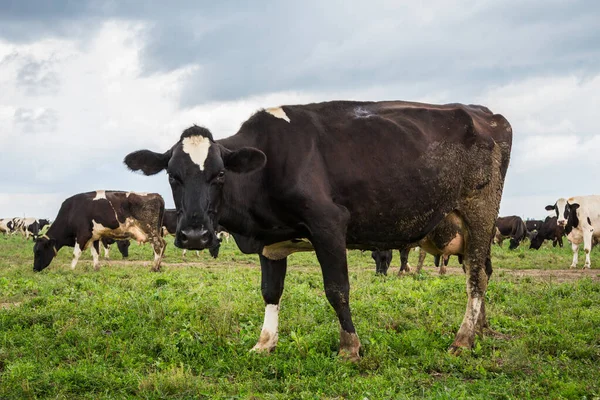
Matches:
[124,100,512,360]
[33,190,166,272]
[529,216,565,250]
[0,218,13,234]
[546,196,600,269]
[494,216,527,249]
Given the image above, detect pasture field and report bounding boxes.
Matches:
[1,235,599,399]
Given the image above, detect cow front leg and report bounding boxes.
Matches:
[91,241,101,271]
[252,255,287,353]
[570,242,579,268]
[102,242,110,259]
[583,230,593,269]
[151,235,166,272]
[71,242,83,269]
[398,248,411,275]
[416,248,427,274]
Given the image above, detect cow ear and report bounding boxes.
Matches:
[222,147,266,174]
[544,205,555,211]
[569,203,580,211]
[124,149,172,176]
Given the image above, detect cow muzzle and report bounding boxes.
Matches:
[176,228,216,250]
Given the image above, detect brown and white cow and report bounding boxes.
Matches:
[33,190,166,272]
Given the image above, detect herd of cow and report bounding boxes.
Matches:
[2,99,598,361]
[370,198,599,276]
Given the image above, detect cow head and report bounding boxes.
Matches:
[117,240,131,258]
[124,126,266,251]
[546,199,579,232]
[372,250,392,275]
[33,236,57,271]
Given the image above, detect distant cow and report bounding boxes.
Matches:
[546,196,600,269]
[33,190,166,272]
[529,217,565,250]
[494,216,527,249]
[373,212,468,276]
[99,237,131,259]
[525,219,543,240]
[0,218,12,234]
[12,218,51,240]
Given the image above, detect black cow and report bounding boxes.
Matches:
[525,219,543,240]
[124,100,512,361]
[99,237,131,258]
[33,190,166,272]
[494,216,527,249]
[372,250,393,275]
[529,216,565,250]
[162,208,199,257]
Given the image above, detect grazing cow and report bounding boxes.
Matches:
[21,218,51,240]
[99,237,131,259]
[33,190,166,272]
[529,217,564,250]
[124,100,512,360]
[546,196,600,268]
[494,216,527,249]
[0,218,12,234]
[525,219,543,240]
[372,249,393,275]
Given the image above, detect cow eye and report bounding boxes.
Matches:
[168,173,182,185]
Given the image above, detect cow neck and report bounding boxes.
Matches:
[219,171,263,237]
[45,218,75,250]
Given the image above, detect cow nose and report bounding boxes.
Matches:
[179,228,211,250]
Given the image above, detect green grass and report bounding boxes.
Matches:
[1,234,599,399]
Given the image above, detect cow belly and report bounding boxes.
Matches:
[92,218,149,243]
[262,239,314,260]
[420,233,464,256]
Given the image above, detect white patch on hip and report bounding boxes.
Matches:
[126,191,148,197]
[93,190,107,200]
[265,107,290,123]
[182,136,211,170]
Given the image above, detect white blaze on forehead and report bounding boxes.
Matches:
[93,190,107,200]
[182,136,212,170]
[265,107,290,123]
[556,198,568,221]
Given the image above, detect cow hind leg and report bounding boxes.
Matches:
[252,255,287,353]
[449,207,494,354]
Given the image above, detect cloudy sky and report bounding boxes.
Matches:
[0,0,599,221]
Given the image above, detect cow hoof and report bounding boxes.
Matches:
[569,265,577,269]
[583,264,591,270]
[251,330,278,353]
[339,330,361,362]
